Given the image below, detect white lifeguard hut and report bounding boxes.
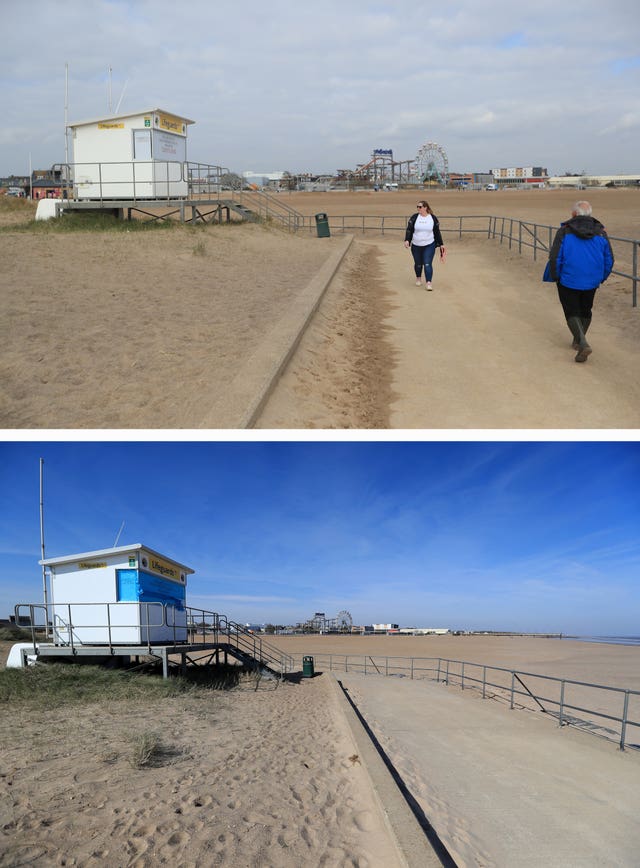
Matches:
[40,543,193,645]
[67,108,194,199]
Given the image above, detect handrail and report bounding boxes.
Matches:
[40,167,640,304]
[13,602,294,675]
[292,213,638,307]
[185,608,295,673]
[16,601,182,655]
[293,652,640,751]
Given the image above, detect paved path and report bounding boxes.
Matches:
[372,239,640,429]
[339,672,640,867]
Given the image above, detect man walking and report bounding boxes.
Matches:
[547,201,614,362]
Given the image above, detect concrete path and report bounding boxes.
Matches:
[372,239,640,429]
[339,672,640,867]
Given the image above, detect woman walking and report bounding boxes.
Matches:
[404,200,445,290]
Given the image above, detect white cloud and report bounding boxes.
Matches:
[1,4,639,180]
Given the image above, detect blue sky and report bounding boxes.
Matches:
[1,441,638,635]
[1,0,639,176]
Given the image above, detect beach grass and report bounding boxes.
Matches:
[4,210,178,234]
[0,626,34,642]
[0,660,250,708]
[128,730,164,768]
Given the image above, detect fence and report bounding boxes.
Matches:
[14,602,295,675]
[292,653,640,751]
[45,168,639,306]
[295,213,638,307]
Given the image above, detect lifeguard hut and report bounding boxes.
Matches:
[67,108,194,199]
[40,543,192,645]
[10,543,296,679]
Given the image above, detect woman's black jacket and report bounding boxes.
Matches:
[405,212,444,247]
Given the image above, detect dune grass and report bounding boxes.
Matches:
[0,660,248,709]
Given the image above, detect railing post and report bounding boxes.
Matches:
[559,680,565,726]
[411,658,414,680]
[106,604,113,653]
[510,672,515,709]
[461,661,465,690]
[437,658,441,682]
[633,242,638,308]
[67,604,74,652]
[620,691,630,750]
[445,659,449,685]
[482,665,487,698]
[385,656,389,677]
[364,656,367,675]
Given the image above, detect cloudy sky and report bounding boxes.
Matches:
[2,441,638,635]
[2,0,639,178]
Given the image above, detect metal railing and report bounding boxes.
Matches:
[14,602,295,675]
[15,601,186,654]
[293,653,640,751]
[230,189,305,231]
[42,167,640,305]
[294,213,638,307]
[186,609,296,674]
[52,160,230,202]
[487,216,638,307]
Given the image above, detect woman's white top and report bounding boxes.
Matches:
[412,213,435,246]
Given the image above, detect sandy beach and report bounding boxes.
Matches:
[0,644,401,868]
[1,634,638,866]
[2,188,639,429]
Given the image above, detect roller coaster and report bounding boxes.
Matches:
[349,141,449,187]
[299,610,354,633]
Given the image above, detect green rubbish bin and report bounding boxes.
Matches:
[315,212,330,238]
[302,655,315,678]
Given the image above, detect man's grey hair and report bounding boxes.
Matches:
[573,201,592,216]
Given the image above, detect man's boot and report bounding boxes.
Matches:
[570,317,591,349]
[567,316,592,362]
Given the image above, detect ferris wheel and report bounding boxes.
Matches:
[335,610,353,632]
[415,141,449,186]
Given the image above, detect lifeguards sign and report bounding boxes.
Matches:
[140,552,187,583]
[156,112,187,136]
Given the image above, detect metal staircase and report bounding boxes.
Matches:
[221,199,261,223]
[187,612,295,678]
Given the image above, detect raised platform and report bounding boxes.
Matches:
[14,640,250,678]
[60,197,256,225]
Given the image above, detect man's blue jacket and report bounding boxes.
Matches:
[547,215,614,290]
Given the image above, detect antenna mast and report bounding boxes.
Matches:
[39,458,49,637]
[64,62,69,164]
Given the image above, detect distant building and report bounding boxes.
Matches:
[547,174,640,188]
[398,627,449,635]
[0,175,29,196]
[31,168,67,200]
[491,166,549,186]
